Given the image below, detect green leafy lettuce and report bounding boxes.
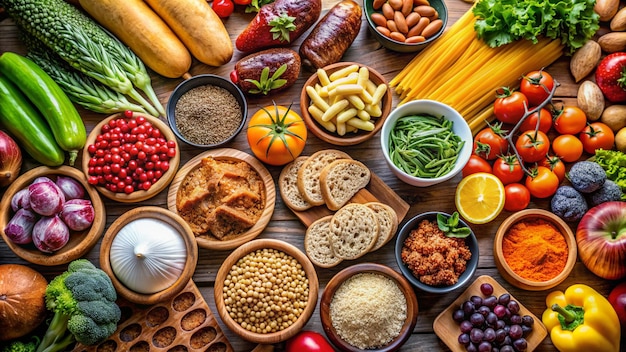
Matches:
[594,149,626,200]
[472,0,599,54]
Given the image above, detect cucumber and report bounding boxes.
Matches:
[0,52,86,165]
[0,75,65,166]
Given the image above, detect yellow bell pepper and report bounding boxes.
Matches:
[542,284,621,352]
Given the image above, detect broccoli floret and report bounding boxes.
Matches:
[551,185,589,222]
[568,161,606,193]
[1,336,39,352]
[35,259,121,352]
[589,179,623,207]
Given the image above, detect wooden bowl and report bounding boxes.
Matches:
[167,148,275,251]
[494,209,577,291]
[299,62,392,146]
[81,112,180,203]
[320,263,418,352]
[433,275,548,352]
[0,166,105,266]
[214,239,319,344]
[99,206,198,305]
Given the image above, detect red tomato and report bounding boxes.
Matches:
[462,155,492,177]
[212,0,234,17]
[492,154,524,185]
[515,130,550,163]
[493,87,529,125]
[504,183,531,212]
[551,134,583,163]
[541,155,566,183]
[525,166,559,198]
[518,107,552,134]
[233,0,252,4]
[553,106,587,135]
[520,70,555,106]
[580,122,616,154]
[286,331,335,352]
[473,124,508,160]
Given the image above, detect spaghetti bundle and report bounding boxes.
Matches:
[390,8,564,134]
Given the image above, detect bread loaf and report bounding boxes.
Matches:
[297,149,351,206]
[329,203,379,260]
[304,215,343,268]
[279,156,312,211]
[320,159,370,210]
[366,202,398,252]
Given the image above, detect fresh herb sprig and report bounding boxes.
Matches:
[437,212,471,238]
[244,64,288,95]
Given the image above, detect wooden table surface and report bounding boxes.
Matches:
[1,0,624,351]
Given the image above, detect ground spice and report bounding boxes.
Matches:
[502,218,568,282]
[174,85,242,145]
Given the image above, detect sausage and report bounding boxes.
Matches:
[299,0,362,70]
[230,48,301,96]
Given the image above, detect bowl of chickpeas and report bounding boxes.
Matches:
[299,62,392,146]
[214,238,319,344]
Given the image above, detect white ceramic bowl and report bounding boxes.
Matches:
[380,100,472,187]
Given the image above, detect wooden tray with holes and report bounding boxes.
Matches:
[72,280,233,352]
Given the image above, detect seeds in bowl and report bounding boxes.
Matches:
[222,248,309,334]
[330,272,407,349]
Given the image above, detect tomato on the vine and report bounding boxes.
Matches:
[462,155,492,177]
[492,154,524,185]
[247,103,307,166]
[525,166,559,199]
[520,70,555,106]
[518,107,552,134]
[212,0,235,18]
[473,123,508,160]
[553,105,587,135]
[515,129,550,163]
[541,155,566,183]
[504,183,531,212]
[580,122,615,154]
[493,87,529,125]
[551,134,583,163]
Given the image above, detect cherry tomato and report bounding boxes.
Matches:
[473,123,508,160]
[580,122,616,154]
[542,155,566,183]
[212,0,234,18]
[551,134,583,163]
[520,70,555,106]
[525,166,559,199]
[504,183,531,212]
[492,154,524,185]
[518,107,552,134]
[553,106,587,135]
[493,87,529,125]
[462,155,492,177]
[515,129,550,163]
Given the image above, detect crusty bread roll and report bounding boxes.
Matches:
[304,215,343,268]
[279,156,312,211]
[320,159,370,210]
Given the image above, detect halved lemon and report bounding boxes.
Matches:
[455,172,505,224]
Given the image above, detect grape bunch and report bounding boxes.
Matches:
[452,283,535,352]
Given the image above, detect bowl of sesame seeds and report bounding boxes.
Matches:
[166,74,247,148]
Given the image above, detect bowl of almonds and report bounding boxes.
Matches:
[364,0,448,53]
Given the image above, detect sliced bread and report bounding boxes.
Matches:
[304,215,343,268]
[279,156,312,211]
[329,203,379,260]
[365,202,398,252]
[320,159,371,211]
[297,149,352,206]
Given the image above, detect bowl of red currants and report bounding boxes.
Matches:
[81,111,181,203]
[433,276,548,352]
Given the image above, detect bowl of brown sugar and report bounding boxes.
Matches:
[494,209,577,291]
[166,74,247,148]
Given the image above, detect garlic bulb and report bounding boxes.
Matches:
[110,218,187,294]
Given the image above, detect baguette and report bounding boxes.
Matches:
[297,149,351,206]
[279,156,312,211]
[366,202,398,252]
[320,159,370,210]
[329,203,379,260]
[304,215,343,268]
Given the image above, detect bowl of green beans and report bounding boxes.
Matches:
[380,100,472,187]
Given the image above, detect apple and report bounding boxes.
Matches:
[576,201,626,280]
[609,282,626,331]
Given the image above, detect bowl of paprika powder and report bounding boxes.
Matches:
[494,209,577,291]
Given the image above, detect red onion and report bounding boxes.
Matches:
[55,176,85,200]
[10,188,31,211]
[4,208,37,244]
[60,199,94,231]
[28,179,65,216]
[32,215,70,253]
[0,130,22,188]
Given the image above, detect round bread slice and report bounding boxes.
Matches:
[320,159,371,211]
[297,149,352,206]
[366,202,399,252]
[279,156,312,211]
[304,215,343,268]
[329,203,379,260]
